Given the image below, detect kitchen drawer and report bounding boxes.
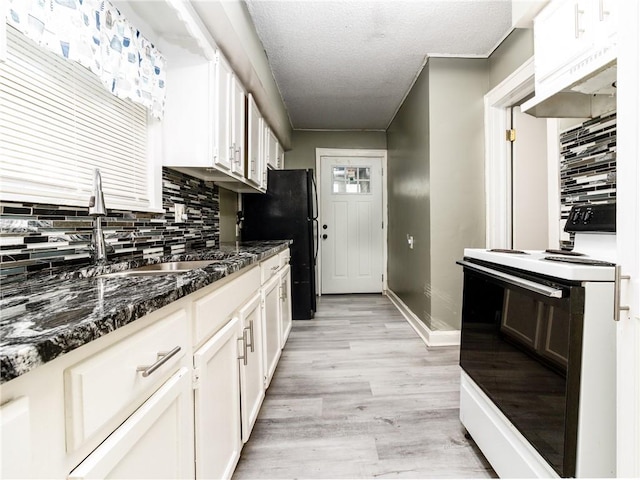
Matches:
[64,308,189,452]
[279,248,290,268]
[260,254,281,284]
[193,266,260,346]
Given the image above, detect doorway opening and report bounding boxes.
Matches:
[485,57,561,250]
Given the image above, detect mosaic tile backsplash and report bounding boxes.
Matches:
[0,168,219,278]
[559,111,616,248]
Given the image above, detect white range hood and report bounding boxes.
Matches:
[522,60,617,118]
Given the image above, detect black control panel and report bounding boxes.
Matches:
[564,203,616,233]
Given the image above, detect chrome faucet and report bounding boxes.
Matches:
[88,169,108,263]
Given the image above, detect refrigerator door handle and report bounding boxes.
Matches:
[313,218,319,262]
[311,172,319,221]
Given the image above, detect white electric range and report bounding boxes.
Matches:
[457,203,617,478]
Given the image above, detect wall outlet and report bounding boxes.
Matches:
[407,234,414,249]
[174,203,187,222]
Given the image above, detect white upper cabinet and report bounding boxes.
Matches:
[267,128,278,170]
[125,0,284,193]
[214,53,234,173]
[246,94,265,190]
[230,74,246,177]
[532,0,617,96]
[275,141,284,170]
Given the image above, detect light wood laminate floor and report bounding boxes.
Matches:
[233,294,496,479]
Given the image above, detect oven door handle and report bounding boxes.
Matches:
[456,260,563,298]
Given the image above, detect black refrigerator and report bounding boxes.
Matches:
[241,169,318,319]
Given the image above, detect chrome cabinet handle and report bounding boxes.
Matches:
[136,346,181,377]
[614,265,630,322]
[457,260,563,298]
[599,0,609,21]
[574,4,585,38]
[238,329,248,366]
[245,320,255,353]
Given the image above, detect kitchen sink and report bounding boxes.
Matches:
[98,260,215,278]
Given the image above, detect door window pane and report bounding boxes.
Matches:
[332,166,372,194]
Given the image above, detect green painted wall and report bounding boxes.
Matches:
[488,28,534,90]
[386,65,431,327]
[428,58,488,330]
[386,29,533,331]
[284,130,387,170]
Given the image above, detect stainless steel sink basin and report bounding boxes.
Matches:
[98,260,215,278]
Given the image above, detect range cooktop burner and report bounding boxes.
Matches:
[544,249,585,256]
[488,249,529,254]
[544,256,616,266]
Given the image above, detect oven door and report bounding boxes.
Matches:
[458,259,585,478]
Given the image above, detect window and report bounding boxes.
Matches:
[332,166,371,194]
[0,26,153,211]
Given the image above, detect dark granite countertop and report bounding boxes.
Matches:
[0,241,291,384]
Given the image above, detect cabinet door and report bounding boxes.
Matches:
[259,118,268,190]
[534,0,594,82]
[193,317,242,480]
[279,265,292,346]
[1,397,31,479]
[68,368,194,480]
[162,61,213,168]
[262,275,282,388]
[246,94,262,187]
[214,53,233,172]
[596,0,617,42]
[238,293,265,443]
[275,141,284,170]
[230,76,245,176]
[268,130,278,169]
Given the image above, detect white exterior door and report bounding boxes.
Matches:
[320,154,384,294]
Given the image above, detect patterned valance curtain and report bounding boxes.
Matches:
[6,0,166,119]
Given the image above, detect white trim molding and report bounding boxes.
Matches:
[315,148,388,296]
[484,57,535,249]
[386,289,460,347]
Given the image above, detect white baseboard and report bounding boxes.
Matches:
[386,289,460,347]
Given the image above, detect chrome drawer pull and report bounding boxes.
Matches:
[238,329,248,366]
[614,265,630,322]
[457,260,563,298]
[136,346,181,377]
[245,320,255,353]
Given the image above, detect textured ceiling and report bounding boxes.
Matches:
[244,0,513,130]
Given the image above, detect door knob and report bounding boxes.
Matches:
[322,224,328,229]
[322,234,328,240]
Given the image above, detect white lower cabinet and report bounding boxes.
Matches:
[279,265,292,346]
[0,397,31,479]
[0,250,292,480]
[193,317,242,480]
[68,368,194,480]
[262,274,282,388]
[238,293,265,442]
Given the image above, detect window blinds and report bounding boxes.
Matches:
[0,25,151,211]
